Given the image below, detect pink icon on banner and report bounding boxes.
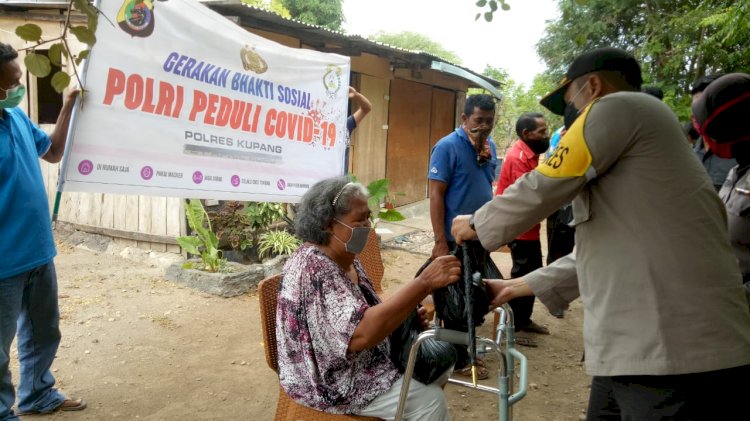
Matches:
[277,179,286,191]
[141,166,154,180]
[192,171,204,184]
[231,175,240,187]
[78,160,93,175]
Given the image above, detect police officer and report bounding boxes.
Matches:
[692,72,750,302]
[451,47,750,419]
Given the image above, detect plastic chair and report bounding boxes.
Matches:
[258,274,381,421]
[358,229,384,294]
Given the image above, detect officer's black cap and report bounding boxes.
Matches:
[540,47,643,115]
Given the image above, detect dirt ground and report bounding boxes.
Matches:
[9,227,589,421]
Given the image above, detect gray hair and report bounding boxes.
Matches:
[294,176,369,245]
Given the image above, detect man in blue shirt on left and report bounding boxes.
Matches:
[0,42,85,420]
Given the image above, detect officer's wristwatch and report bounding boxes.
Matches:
[469,213,476,231]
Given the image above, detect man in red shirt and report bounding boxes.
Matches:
[496,112,551,342]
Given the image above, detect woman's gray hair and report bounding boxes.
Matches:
[294,176,369,245]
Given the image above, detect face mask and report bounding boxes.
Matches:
[563,102,580,130]
[333,219,371,254]
[563,81,590,129]
[0,84,25,109]
[527,137,550,155]
[466,125,491,142]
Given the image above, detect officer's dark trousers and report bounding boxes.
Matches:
[508,239,542,328]
[586,364,750,420]
[545,210,575,265]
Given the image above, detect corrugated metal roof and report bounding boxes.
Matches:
[203,1,500,89]
[0,0,500,89]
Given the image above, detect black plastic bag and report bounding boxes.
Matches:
[389,308,457,385]
[420,241,501,332]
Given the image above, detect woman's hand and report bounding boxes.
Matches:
[416,255,461,293]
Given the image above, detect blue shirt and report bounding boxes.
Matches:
[0,107,56,278]
[428,127,497,241]
[546,126,565,159]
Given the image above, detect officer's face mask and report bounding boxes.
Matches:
[563,102,580,130]
[333,219,371,254]
[563,80,591,129]
[0,84,25,109]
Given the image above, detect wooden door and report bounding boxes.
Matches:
[430,88,456,149]
[350,74,389,185]
[386,79,432,206]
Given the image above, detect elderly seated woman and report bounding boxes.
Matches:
[276,176,461,420]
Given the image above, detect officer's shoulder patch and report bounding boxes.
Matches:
[537,102,595,178]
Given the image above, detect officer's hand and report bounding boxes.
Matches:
[485,278,533,310]
[451,214,477,245]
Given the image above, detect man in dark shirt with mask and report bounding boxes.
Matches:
[691,74,737,191]
[494,113,551,343]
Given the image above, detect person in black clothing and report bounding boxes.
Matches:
[691,74,737,191]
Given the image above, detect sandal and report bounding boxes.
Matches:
[514,335,538,347]
[17,397,87,415]
[455,365,490,380]
[517,321,550,335]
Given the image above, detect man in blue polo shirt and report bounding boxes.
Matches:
[0,43,85,420]
[429,93,498,258]
[428,94,498,379]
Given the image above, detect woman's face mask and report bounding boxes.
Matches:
[0,84,25,109]
[333,219,371,254]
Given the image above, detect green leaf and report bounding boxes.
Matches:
[181,261,196,270]
[15,24,42,43]
[24,53,52,78]
[183,199,207,233]
[73,0,98,19]
[501,3,510,11]
[176,236,203,255]
[48,43,64,67]
[69,26,97,45]
[366,179,390,203]
[489,1,498,12]
[379,209,406,222]
[87,14,99,34]
[475,13,481,21]
[50,71,71,93]
[484,12,494,22]
[475,0,487,6]
[574,0,589,5]
[75,50,90,66]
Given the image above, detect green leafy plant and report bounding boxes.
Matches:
[245,201,286,233]
[257,230,302,259]
[14,0,99,93]
[359,178,406,223]
[176,199,225,273]
[208,201,253,251]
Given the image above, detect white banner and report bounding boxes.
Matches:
[63,0,350,202]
